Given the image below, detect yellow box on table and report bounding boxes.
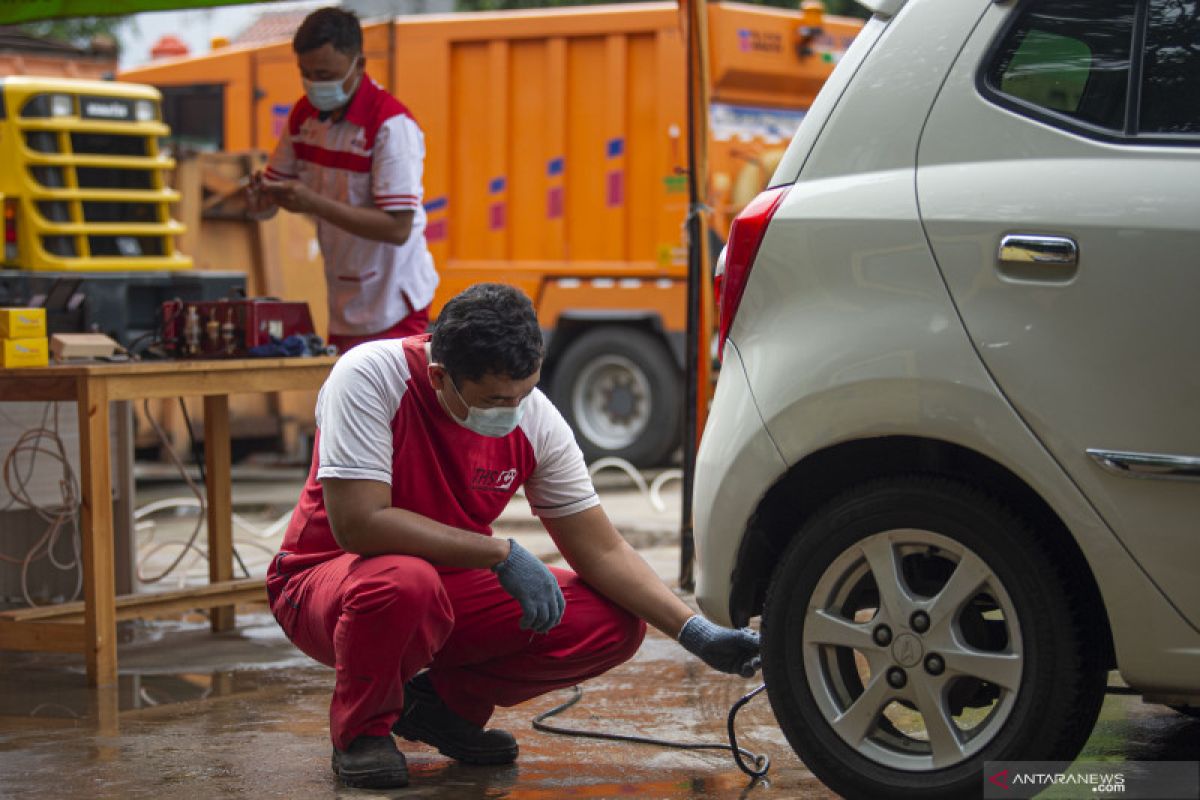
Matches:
[1,337,49,368]
[0,308,45,339]
[0,308,48,368]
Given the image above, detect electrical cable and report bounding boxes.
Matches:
[0,403,83,606]
[129,299,179,360]
[0,402,50,513]
[134,400,294,582]
[137,399,207,584]
[28,702,83,719]
[178,398,252,579]
[135,496,292,540]
[532,682,771,782]
[586,458,683,514]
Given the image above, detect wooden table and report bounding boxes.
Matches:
[0,357,335,687]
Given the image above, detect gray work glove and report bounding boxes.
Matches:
[678,615,761,677]
[491,538,566,634]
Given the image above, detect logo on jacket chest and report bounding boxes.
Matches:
[471,466,518,493]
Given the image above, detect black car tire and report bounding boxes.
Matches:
[549,327,680,467]
[761,476,1107,800]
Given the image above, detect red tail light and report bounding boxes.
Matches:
[4,201,16,244]
[716,185,790,360]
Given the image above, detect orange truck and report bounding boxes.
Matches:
[121,1,861,467]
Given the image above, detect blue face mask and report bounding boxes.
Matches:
[303,59,360,112]
[441,373,529,438]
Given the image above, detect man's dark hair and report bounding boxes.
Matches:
[431,284,543,383]
[293,7,363,57]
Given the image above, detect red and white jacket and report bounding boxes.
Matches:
[266,75,439,336]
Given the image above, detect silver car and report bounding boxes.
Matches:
[694,0,1200,797]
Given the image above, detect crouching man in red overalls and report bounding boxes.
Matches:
[267,283,759,789]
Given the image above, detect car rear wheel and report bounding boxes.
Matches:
[550,327,680,467]
[762,476,1106,800]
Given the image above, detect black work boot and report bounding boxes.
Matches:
[331,734,409,789]
[393,672,518,765]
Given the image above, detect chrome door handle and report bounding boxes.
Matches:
[998,234,1078,267]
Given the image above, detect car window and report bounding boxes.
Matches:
[984,0,1136,133]
[997,30,1092,116]
[1140,0,1200,134]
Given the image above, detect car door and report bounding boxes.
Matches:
[916,0,1200,627]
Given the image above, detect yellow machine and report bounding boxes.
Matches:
[0,76,189,271]
[0,76,241,348]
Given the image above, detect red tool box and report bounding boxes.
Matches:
[160,298,318,357]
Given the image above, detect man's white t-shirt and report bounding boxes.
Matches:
[275,335,599,574]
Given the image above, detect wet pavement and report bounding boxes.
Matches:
[0,615,830,800]
[0,473,1196,798]
[2,607,1196,800]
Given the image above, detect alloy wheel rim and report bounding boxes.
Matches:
[802,528,1024,771]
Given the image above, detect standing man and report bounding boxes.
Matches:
[247,7,437,353]
[267,283,759,789]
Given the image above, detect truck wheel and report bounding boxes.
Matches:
[761,476,1106,800]
[550,327,680,467]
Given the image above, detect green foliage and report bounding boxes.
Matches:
[19,17,129,50]
[823,0,870,17]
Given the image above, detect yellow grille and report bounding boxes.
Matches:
[0,79,191,272]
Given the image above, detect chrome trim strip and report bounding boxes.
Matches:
[1087,449,1200,482]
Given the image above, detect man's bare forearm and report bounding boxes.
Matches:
[340,505,510,569]
[311,195,413,245]
[545,507,695,638]
[578,541,695,637]
[323,478,509,569]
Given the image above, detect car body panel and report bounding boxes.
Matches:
[694,0,1200,696]
[917,3,1200,630]
[770,15,886,187]
[718,165,1200,693]
[694,341,787,625]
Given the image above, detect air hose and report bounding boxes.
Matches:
[531,682,771,781]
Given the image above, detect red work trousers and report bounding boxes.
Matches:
[269,552,646,751]
[326,305,430,355]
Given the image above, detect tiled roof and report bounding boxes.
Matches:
[232,10,312,46]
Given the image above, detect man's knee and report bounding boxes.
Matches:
[342,555,445,619]
[609,610,647,664]
[581,595,646,667]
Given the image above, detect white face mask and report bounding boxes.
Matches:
[440,373,529,438]
[303,59,360,112]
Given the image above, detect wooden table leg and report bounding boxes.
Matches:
[204,394,235,632]
[77,378,118,687]
[89,683,121,736]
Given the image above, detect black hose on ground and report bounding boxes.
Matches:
[531,682,771,782]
